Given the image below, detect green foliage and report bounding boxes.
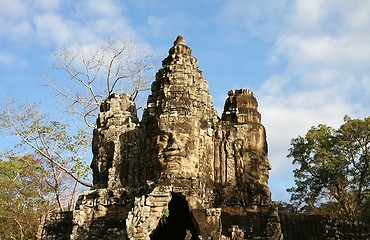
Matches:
[287,116,370,220]
[0,101,92,186]
[0,154,56,239]
[160,208,170,225]
[359,194,370,223]
[0,100,92,215]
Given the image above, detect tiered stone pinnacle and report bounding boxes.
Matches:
[91,94,145,189]
[168,35,192,55]
[222,89,262,124]
[145,35,218,180]
[147,35,217,120]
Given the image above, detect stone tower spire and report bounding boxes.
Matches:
[168,35,192,55]
[145,35,218,180]
[174,35,186,45]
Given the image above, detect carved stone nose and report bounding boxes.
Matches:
[167,136,180,151]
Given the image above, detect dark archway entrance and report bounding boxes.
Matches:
[150,193,199,240]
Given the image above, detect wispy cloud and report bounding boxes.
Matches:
[0,0,140,48]
[0,0,33,42]
[33,12,74,46]
[0,52,18,66]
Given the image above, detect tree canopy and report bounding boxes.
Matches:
[0,154,57,239]
[287,116,369,221]
[0,101,91,189]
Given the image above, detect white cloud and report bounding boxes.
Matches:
[83,0,121,17]
[33,13,73,46]
[285,0,327,34]
[0,52,17,66]
[270,35,370,72]
[0,0,28,19]
[147,16,168,38]
[259,91,356,201]
[219,0,291,40]
[35,0,60,11]
[0,0,139,49]
[0,0,33,42]
[0,51,28,68]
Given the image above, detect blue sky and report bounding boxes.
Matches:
[1,0,369,201]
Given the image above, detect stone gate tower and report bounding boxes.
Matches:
[40,36,281,240]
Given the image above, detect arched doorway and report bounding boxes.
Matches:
[150,193,199,240]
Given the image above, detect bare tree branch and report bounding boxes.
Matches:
[47,38,156,129]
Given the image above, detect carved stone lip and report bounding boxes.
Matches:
[163,151,185,160]
[158,150,185,162]
[165,149,186,155]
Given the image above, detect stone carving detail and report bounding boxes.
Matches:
[145,34,218,183]
[90,94,145,189]
[40,35,282,240]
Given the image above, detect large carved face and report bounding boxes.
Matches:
[155,121,199,178]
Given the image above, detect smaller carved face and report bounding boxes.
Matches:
[259,159,271,185]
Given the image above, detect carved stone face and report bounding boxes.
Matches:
[259,158,271,185]
[155,122,199,178]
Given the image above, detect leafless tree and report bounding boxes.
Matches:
[48,39,156,128]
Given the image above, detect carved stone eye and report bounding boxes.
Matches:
[159,134,169,142]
